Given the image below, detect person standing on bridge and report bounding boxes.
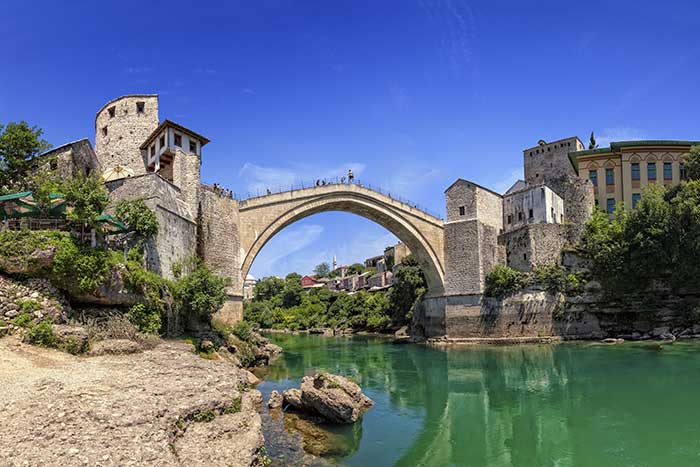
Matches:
[348,169,354,183]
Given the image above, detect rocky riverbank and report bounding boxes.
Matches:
[0,336,270,467]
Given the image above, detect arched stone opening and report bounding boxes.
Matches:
[239,189,445,297]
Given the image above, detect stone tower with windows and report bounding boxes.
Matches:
[94,94,159,177]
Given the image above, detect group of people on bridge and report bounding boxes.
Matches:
[314,169,354,187]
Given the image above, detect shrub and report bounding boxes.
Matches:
[127,303,162,335]
[60,336,87,355]
[192,410,216,423]
[18,299,40,314]
[484,265,526,297]
[533,265,567,294]
[52,236,114,294]
[61,173,110,226]
[231,321,253,343]
[24,320,56,347]
[173,262,228,319]
[12,312,33,327]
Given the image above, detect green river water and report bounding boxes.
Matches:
[257,333,700,467]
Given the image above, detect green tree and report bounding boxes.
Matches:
[282,272,303,308]
[347,263,365,275]
[115,198,159,245]
[313,262,331,277]
[588,131,597,150]
[254,276,285,302]
[388,255,426,325]
[683,145,700,181]
[0,121,51,190]
[173,262,228,319]
[484,264,526,297]
[62,173,110,226]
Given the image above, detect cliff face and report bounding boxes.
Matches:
[0,337,266,467]
[416,285,700,341]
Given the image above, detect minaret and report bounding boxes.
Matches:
[332,255,337,271]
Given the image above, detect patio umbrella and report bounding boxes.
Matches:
[95,214,129,235]
[0,191,39,219]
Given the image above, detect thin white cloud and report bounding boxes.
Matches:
[252,224,398,278]
[238,162,366,195]
[492,167,523,194]
[249,224,324,278]
[595,127,647,148]
[241,88,256,95]
[419,0,476,72]
[385,167,441,198]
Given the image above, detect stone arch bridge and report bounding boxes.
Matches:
[237,183,446,296]
[197,179,504,336]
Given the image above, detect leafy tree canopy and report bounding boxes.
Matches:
[313,262,331,277]
[62,173,110,226]
[683,145,700,181]
[0,121,51,190]
[115,198,159,243]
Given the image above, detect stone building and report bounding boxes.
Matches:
[502,183,564,232]
[384,241,410,268]
[572,140,700,214]
[33,138,100,180]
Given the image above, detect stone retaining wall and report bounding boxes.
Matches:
[415,288,700,340]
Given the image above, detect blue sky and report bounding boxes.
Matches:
[2,0,699,278]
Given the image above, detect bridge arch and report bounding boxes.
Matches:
[238,184,445,297]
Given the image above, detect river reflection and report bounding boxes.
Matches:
[257,334,700,467]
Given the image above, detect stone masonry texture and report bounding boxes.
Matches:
[95,95,159,176]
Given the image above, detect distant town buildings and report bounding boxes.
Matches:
[321,241,411,293]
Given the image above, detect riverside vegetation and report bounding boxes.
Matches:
[243,256,426,333]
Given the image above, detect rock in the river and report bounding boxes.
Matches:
[268,390,283,409]
[282,388,304,410]
[282,411,361,457]
[294,373,373,424]
[602,338,624,344]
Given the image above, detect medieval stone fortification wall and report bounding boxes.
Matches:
[198,187,243,324]
[95,95,159,176]
[106,174,197,280]
[500,223,568,271]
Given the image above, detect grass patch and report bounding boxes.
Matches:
[192,410,216,423]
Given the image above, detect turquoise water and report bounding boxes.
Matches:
[257,334,700,467]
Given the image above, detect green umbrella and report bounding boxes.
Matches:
[0,191,39,219]
[95,214,129,235]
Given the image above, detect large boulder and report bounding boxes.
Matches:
[282,388,304,410]
[291,373,373,424]
[72,266,142,306]
[0,245,56,275]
